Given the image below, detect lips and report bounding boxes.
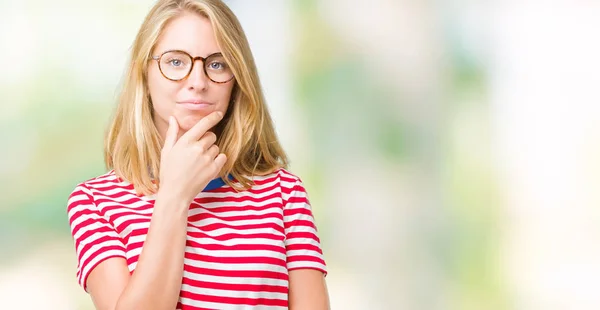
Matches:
[177,100,213,111]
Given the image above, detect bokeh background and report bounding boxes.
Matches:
[2,0,600,309]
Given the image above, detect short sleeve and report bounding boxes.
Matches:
[282,178,327,275]
[67,183,127,292]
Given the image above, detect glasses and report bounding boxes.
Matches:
[151,50,235,83]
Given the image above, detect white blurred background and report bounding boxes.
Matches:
[1,0,600,309]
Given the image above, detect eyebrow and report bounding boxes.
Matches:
[154,49,223,57]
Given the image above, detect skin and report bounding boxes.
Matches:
[147,12,234,139]
[85,12,330,310]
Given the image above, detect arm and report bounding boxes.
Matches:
[87,192,190,310]
[288,269,330,310]
[282,175,330,310]
[70,113,227,310]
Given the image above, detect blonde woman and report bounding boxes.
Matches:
[66,0,329,309]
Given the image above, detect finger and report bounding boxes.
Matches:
[206,144,219,159]
[213,153,227,171]
[163,116,179,152]
[196,132,217,151]
[181,111,223,143]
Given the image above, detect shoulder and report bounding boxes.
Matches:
[249,169,309,200]
[67,170,124,203]
[67,170,134,220]
[247,168,303,188]
[78,170,122,189]
[275,168,303,183]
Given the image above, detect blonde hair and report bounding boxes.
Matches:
[104,0,288,195]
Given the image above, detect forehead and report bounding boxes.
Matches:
[154,12,220,57]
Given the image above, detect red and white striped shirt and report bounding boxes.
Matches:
[67,168,326,309]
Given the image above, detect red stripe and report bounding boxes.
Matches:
[85,175,125,186]
[186,231,284,242]
[179,289,288,307]
[285,231,319,240]
[184,251,287,267]
[183,264,288,281]
[181,276,288,293]
[286,218,316,228]
[72,217,116,238]
[188,211,283,223]
[189,202,281,214]
[283,207,313,217]
[192,191,283,204]
[86,182,133,191]
[287,254,325,264]
[287,266,327,275]
[286,196,309,204]
[286,244,324,255]
[96,197,152,210]
[177,292,287,308]
[241,174,297,187]
[185,240,287,255]
[113,217,151,232]
[68,207,98,227]
[129,226,149,237]
[93,189,132,200]
[188,222,285,234]
[178,292,288,308]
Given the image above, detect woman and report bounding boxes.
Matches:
[66,0,329,309]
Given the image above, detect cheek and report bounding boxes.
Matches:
[148,69,176,116]
[216,84,235,113]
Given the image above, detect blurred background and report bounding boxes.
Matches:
[1,0,600,309]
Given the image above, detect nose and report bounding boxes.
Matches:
[186,60,209,90]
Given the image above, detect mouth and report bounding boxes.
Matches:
[176,100,214,111]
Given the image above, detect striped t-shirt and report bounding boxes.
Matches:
[66,168,327,309]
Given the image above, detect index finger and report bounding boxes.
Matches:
[181,111,224,142]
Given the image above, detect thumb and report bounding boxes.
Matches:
[162,116,179,152]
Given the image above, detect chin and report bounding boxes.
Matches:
[174,111,214,131]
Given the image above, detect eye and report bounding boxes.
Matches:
[168,58,184,67]
[208,61,226,70]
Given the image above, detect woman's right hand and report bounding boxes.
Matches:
[157,111,228,204]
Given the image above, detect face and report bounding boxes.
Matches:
[147,12,235,139]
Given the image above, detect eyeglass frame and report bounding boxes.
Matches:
[150,50,235,84]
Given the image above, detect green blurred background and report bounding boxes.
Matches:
[2,0,600,309]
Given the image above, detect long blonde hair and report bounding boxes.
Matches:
[104,0,288,195]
